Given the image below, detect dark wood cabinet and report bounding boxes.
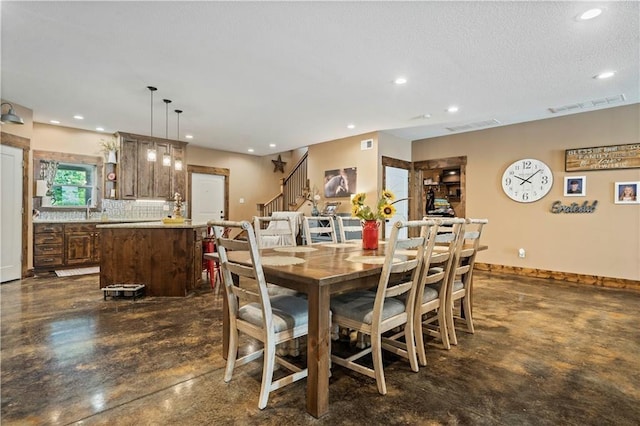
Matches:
[64,224,100,265]
[100,225,206,297]
[120,136,138,199]
[33,224,64,269]
[116,132,187,200]
[34,222,106,272]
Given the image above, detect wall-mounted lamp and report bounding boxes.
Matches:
[162,152,172,166]
[147,148,157,162]
[174,160,183,171]
[0,102,24,125]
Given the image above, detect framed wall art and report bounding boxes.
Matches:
[614,181,639,204]
[565,143,640,172]
[564,176,586,197]
[324,167,357,198]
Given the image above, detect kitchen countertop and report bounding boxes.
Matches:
[33,218,161,224]
[96,220,208,229]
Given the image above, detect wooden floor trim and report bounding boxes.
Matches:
[475,263,640,292]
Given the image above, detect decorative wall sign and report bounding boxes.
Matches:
[272,155,286,173]
[565,143,640,171]
[614,181,639,204]
[550,200,598,213]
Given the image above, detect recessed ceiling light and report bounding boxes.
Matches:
[248,148,254,153]
[73,115,84,120]
[269,143,276,148]
[421,114,431,119]
[579,8,602,20]
[96,127,105,132]
[347,124,355,129]
[447,106,459,113]
[394,77,407,85]
[185,134,193,139]
[594,71,616,79]
[50,120,60,124]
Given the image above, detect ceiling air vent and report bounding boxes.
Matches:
[548,94,626,113]
[446,119,500,132]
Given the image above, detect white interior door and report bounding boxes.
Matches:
[191,173,225,226]
[1,144,23,282]
[384,166,409,239]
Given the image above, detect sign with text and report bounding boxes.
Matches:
[565,143,640,171]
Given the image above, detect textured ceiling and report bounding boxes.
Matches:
[2,1,638,155]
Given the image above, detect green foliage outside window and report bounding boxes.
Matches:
[50,165,94,206]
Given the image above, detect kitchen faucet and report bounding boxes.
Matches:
[86,197,92,219]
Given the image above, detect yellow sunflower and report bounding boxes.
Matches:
[380,203,396,219]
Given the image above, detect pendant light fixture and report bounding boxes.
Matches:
[162,99,172,166]
[174,109,182,141]
[146,86,157,162]
[0,102,24,125]
[174,109,183,171]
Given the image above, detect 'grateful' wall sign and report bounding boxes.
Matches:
[565,143,640,171]
[551,200,598,214]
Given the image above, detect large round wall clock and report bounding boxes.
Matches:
[501,158,553,203]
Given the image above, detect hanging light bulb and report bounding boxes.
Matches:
[174,109,183,171]
[147,86,157,162]
[163,99,172,166]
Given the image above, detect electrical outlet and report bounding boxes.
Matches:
[518,248,526,258]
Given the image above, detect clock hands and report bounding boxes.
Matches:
[519,169,541,185]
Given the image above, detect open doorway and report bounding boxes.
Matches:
[413,156,467,219]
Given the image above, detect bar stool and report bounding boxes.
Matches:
[203,229,222,289]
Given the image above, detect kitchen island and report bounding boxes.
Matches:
[97,221,208,297]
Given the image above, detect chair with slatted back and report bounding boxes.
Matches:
[253,216,297,248]
[302,216,337,244]
[446,218,488,345]
[414,218,465,365]
[329,219,438,395]
[209,219,308,410]
[336,216,362,242]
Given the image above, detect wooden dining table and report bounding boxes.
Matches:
[225,241,389,418]
[222,240,488,418]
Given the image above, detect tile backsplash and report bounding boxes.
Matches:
[35,199,188,221]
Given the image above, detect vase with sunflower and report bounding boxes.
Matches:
[350,189,396,249]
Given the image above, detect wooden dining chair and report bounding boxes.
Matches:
[414,217,465,365]
[253,216,297,248]
[209,219,309,410]
[446,217,488,345]
[329,219,438,395]
[336,216,362,242]
[302,216,337,244]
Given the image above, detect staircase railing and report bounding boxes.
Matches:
[257,151,308,216]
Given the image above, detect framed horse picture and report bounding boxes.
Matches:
[324,167,357,198]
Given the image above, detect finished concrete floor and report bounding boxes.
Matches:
[1,271,639,425]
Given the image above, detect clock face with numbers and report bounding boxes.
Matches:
[501,159,553,203]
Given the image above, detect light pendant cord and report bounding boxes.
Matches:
[163,99,172,139]
[147,86,157,136]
